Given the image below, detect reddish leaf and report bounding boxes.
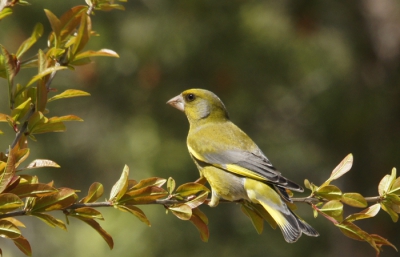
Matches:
[70,216,114,249]
[131,177,166,190]
[120,186,168,204]
[44,9,61,39]
[0,146,17,193]
[12,236,32,256]
[8,183,57,198]
[31,212,67,230]
[31,187,78,212]
[116,205,151,226]
[189,208,209,242]
[175,182,210,197]
[1,217,25,228]
[69,207,104,220]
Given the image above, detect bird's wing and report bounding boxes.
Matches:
[189,145,303,192]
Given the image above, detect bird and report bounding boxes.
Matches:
[167,88,318,243]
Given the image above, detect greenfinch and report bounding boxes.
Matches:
[167,88,318,243]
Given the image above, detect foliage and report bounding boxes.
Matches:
[0,1,399,257]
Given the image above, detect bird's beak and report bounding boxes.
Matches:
[166,94,185,112]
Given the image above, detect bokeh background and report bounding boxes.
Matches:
[1,0,400,256]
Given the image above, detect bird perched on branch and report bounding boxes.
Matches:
[167,88,318,243]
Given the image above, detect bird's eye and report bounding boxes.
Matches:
[186,93,196,102]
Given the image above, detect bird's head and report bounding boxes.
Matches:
[167,89,229,123]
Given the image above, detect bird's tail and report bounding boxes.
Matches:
[245,178,319,243]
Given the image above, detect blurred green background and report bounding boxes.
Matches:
[1,0,400,256]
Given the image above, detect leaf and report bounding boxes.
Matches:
[29,121,66,134]
[1,45,20,101]
[109,165,129,201]
[11,97,31,123]
[379,168,397,196]
[370,234,398,252]
[241,204,264,234]
[44,9,61,40]
[175,182,210,197]
[47,89,91,102]
[59,6,88,42]
[344,203,381,222]
[72,49,119,62]
[1,217,25,228]
[0,146,17,193]
[71,12,90,57]
[389,176,400,195]
[120,186,168,205]
[167,177,175,195]
[319,200,343,222]
[30,212,67,230]
[70,216,113,249]
[8,183,57,198]
[0,7,13,21]
[321,154,353,187]
[115,205,151,226]
[69,207,104,220]
[131,177,167,190]
[24,159,60,170]
[341,192,367,208]
[381,202,398,222]
[185,191,208,209]
[0,219,21,239]
[80,182,103,203]
[16,23,44,58]
[48,115,83,123]
[12,236,32,256]
[169,204,192,220]
[25,66,68,88]
[31,187,78,212]
[0,193,24,213]
[316,185,342,200]
[189,208,209,242]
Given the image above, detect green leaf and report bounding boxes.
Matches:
[48,115,83,123]
[169,204,192,220]
[321,153,353,187]
[71,12,90,57]
[25,66,68,88]
[8,183,57,198]
[72,49,119,62]
[1,217,25,228]
[115,205,151,226]
[378,168,396,196]
[241,204,263,234]
[316,185,342,200]
[30,212,67,230]
[0,7,13,21]
[341,193,367,208]
[29,121,66,134]
[175,182,210,197]
[44,9,61,40]
[11,97,31,123]
[189,208,209,242]
[389,176,400,194]
[69,207,104,220]
[0,219,21,239]
[70,216,114,250]
[47,89,91,102]
[0,193,24,213]
[16,23,44,58]
[167,177,175,195]
[80,182,103,203]
[319,200,343,222]
[12,236,32,257]
[31,187,78,212]
[1,45,20,105]
[344,203,380,222]
[381,202,398,222]
[109,165,129,201]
